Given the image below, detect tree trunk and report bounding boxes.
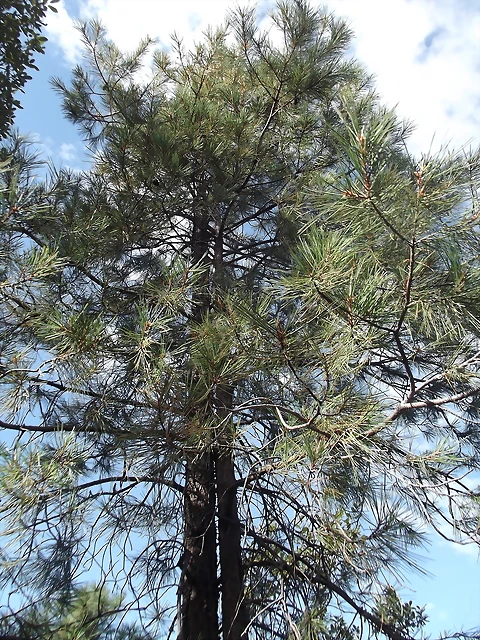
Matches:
[179,450,219,640]
[215,385,248,640]
[179,205,219,640]
[179,203,247,639]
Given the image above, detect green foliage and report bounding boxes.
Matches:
[0,2,479,639]
[374,588,427,639]
[0,584,154,639]
[0,1,59,139]
[295,587,427,640]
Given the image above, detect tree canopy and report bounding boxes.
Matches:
[0,2,479,640]
[0,0,58,139]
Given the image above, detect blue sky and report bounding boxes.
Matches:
[11,0,480,636]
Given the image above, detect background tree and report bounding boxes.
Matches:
[0,0,58,139]
[0,584,153,639]
[0,2,479,640]
[297,587,427,640]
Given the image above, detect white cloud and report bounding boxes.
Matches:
[45,0,83,65]
[448,540,480,559]
[29,133,54,158]
[79,0,236,52]
[48,0,479,156]
[59,142,77,162]
[330,0,480,154]
[433,518,480,559]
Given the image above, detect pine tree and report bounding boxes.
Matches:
[0,2,479,640]
[0,584,151,640]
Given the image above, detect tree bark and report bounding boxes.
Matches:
[211,214,248,640]
[179,450,219,640]
[179,202,247,639]
[179,204,219,640]
[215,385,248,640]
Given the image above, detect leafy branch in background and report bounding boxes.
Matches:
[0,584,153,639]
[0,0,59,139]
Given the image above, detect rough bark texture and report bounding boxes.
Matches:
[215,426,248,640]
[179,204,246,639]
[179,206,219,640]
[213,221,247,640]
[179,451,219,640]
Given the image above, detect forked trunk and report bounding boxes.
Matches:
[179,208,246,639]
